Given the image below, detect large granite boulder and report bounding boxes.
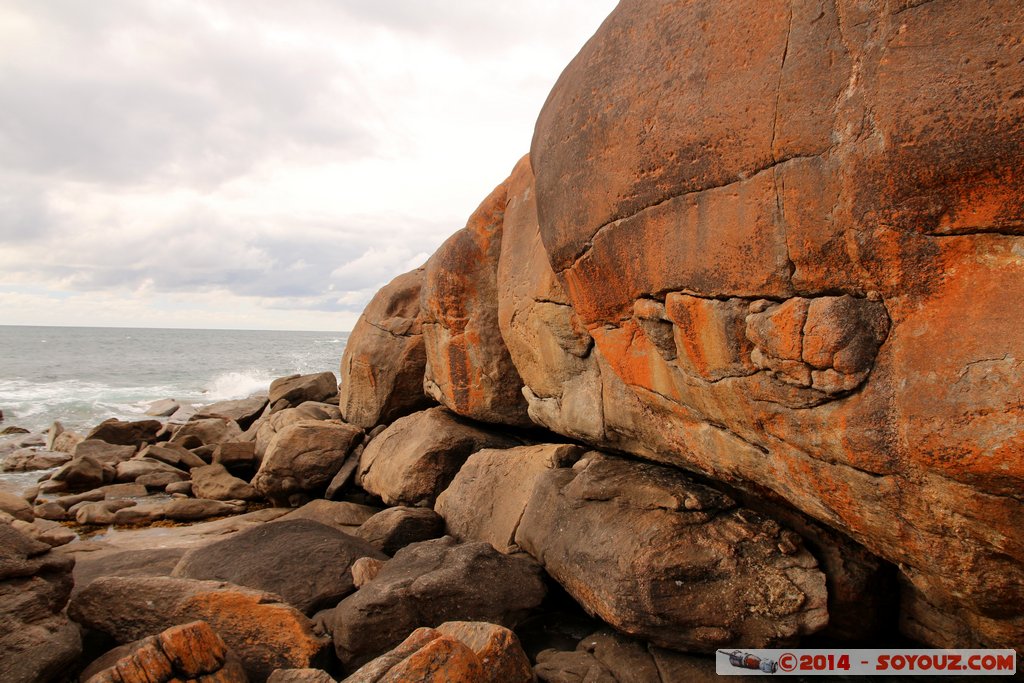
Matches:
[332,536,546,669]
[68,576,329,682]
[173,519,386,614]
[515,0,1024,650]
[253,420,363,505]
[515,452,828,651]
[339,268,433,429]
[356,407,520,506]
[420,177,532,427]
[0,524,82,683]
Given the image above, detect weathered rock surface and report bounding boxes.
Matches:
[254,403,342,460]
[50,454,116,491]
[332,536,546,669]
[0,490,34,521]
[81,620,247,683]
[339,268,433,429]
[1,448,71,472]
[173,519,386,614]
[343,622,532,683]
[191,463,258,501]
[357,407,519,506]
[141,442,207,470]
[75,439,138,465]
[86,418,162,447]
[355,506,445,555]
[0,524,82,683]
[515,453,828,651]
[254,420,363,505]
[69,575,329,682]
[436,444,583,554]
[199,396,269,430]
[420,178,531,427]
[268,669,334,683]
[522,0,1024,649]
[269,373,338,408]
[277,500,380,534]
[170,417,244,448]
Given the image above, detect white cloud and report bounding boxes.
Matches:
[0,0,618,330]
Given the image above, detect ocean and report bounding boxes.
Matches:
[0,325,349,434]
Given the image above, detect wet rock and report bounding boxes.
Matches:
[357,407,519,507]
[515,452,828,651]
[253,420,363,505]
[332,536,546,669]
[191,463,258,501]
[269,373,338,408]
[69,575,328,682]
[339,268,432,429]
[436,444,583,553]
[355,506,445,555]
[174,519,386,615]
[86,418,163,447]
[75,499,138,525]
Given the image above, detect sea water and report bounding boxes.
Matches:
[0,325,348,433]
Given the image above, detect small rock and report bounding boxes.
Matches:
[140,442,206,470]
[115,458,187,484]
[145,398,181,417]
[12,518,77,547]
[33,501,68,521]
[74,439,137,465]
[356,506,445,555]
[76,500,137,525]
[51,431,84,454]
[350,557,385,588]
[169,417,243,448]
[160,498,244,522]
[277,499,381,534]
[198,396,269,430]
[44,421,64,450]
[166,481,193,496]
[0,426,29,435]
[1,448,71,472]
[51,455,116,491]
[332,536,546,669]
[213,441,258,470]
[86,418,162,447]
[268,372,338,407]
[0,490,34,521]
[191,463,258,501]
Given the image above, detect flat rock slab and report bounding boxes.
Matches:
[173,518,386,614]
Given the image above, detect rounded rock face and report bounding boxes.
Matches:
[527,0,1024,649]
[253,420,363,504]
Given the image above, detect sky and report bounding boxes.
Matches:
[0,0,617,331]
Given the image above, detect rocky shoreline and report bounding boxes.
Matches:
[3,0,1023,680]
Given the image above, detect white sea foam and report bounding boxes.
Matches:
[204,370,275,400]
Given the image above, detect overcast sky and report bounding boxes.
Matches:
[0,1,616,331]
